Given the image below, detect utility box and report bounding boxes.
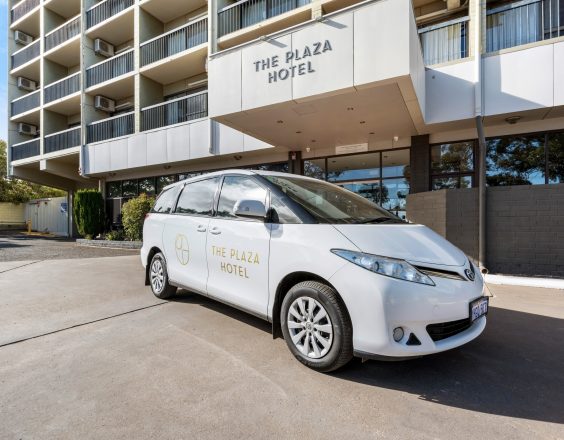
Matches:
[25,197,69,237]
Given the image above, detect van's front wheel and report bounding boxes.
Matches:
[281,281,353,372]
[149,252,177,299]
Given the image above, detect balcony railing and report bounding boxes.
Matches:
[45,73,81,104]
[141,92,208,131]
[86,49,134,88]
[11,139,40,161]
[45,127,81,154]
[11,0,40,23]
[12,39,40,70]
[418,16,469,66]
[87,112,134,143]
[11,90,40,117]
[487,0,563,52]
[45,15,81,52]
[141,18,208,67]
[86,0,134,29]
[218,0,311,37]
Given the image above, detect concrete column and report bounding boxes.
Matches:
[289,151,303,175]
[409,135,430,194]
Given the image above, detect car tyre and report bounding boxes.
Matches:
[149,252,177,299]
[281,281,353,372]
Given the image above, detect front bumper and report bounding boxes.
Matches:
[329,260,486,358]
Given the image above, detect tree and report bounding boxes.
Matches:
[73,189,104,239]
[121,194,155,241]
[0,140,66,202]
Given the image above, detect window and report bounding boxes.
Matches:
[175,178,220,216]
[122,180,138,197]
[548,133,564,184]
[265,175,401,224]
[139,178,156,196]
[419,17,469,66]
[217,176,267,219]
[156,175,177,193]
[327,152,380,182]
[270,195,302,224]
[486,135,545,186]
[107,181,122,198]
[303,159,326,180]
[431,141,475,189]
[152,186,180,214]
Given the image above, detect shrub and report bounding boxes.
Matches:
[122,193,154,241]
[73,189,104,240]
[105,229,125,241]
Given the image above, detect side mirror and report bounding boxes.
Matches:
[233,199,267,220]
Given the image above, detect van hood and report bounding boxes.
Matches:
[332,224,467,267]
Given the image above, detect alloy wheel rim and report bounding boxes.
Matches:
[287,296,333,359]
[150,259,164,293]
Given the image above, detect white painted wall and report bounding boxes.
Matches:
[209,0,424,118]
[84,119,274,174]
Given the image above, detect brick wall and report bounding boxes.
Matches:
[0,203,25,227]
[406,184,564,277]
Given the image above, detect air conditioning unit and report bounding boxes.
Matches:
[17,77,37,92]
[94,38,114,58]
[15,30,33,45]
[95,95,116,112]
[18,123,38,136]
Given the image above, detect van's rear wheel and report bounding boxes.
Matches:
[281,281,353,372]
[149,253,177,299]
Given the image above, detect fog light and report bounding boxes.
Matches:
[393,327,404,342]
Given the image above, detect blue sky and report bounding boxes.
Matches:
[0,0,7,141]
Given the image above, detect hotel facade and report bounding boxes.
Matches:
[6,0,564,276]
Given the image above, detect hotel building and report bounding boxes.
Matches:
[6,0,564,276]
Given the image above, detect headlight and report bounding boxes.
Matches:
[331,249,435,286]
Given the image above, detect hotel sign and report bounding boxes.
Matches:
[253,40,333,83]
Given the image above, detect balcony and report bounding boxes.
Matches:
[141,18,208,67]
[11,90,40,118]
[87,112,134,143]
[218,0,311,38]
[86,49,134,88]
[86,0,134,29]
[418,16,469,66]
[45,127,81,154]
[11,0,40,23]
[45,72,81,105]
[45,15,81,52]
[487,0,563,52]
[141,92,208,131]
[11,39,40,71]
[11,139,40,161]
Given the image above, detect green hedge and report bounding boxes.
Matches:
[122,194,154,241]
[73,189,104,239]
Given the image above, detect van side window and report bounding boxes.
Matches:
[151,186,179,214]
[270,195,303,224]
[175,177,220,216]
[217,176,267,219]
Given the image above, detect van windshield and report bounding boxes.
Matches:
[265,175,402,224]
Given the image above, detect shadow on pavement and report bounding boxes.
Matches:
[334,306,564,425]
[170,293,564,424]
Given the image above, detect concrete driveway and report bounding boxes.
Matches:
[0,255,563,439]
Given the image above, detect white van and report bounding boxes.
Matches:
[141,170,487,372]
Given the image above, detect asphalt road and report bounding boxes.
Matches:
[0,254,563,439]
[0,231,138,262]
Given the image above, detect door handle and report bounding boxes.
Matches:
[210,227,221,235]
[197,225,207,232]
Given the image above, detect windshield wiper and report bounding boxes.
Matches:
[355,217,401,224]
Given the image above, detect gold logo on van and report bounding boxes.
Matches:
[175,234,190,266]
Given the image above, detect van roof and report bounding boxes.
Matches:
[162,169,314,191]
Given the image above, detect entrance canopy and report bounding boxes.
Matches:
[208,0,426,149]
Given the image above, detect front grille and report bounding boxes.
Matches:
[427,318,472,342]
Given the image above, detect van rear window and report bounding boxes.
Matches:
[151,187,179,214]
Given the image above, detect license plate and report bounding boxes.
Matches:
[470,297,489,322]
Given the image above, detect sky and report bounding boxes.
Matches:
[0,0,8,141]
